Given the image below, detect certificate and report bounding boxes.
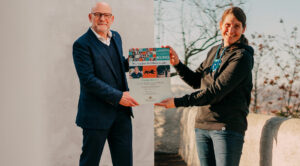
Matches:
[128,48,172,104]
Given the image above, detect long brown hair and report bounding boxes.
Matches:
[221,7,248,45]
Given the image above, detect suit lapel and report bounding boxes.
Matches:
[111,32,130,90]
[111,32,125,73]
[87,29,119,80]
[111,32,123,61]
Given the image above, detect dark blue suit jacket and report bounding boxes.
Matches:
[73,28,132,129]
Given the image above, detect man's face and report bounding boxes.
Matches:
[89,3,114,37]
[134,67,139,73]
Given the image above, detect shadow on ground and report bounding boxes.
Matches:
[155,152,187,166]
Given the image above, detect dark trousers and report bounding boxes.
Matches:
[195,128,244,166]
[79,111,132,166]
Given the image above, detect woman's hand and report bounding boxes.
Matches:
[162,45,179,66]
[154,98,176,108]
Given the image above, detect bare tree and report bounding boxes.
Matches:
[181,0,241,65]
[269,20,300,117]
[154,0,173,47]
[253,20,300,118]
[155,0,246,77]
[250,33,275,113]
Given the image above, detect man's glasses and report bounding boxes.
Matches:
[91,12,112,19]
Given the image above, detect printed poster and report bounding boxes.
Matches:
[128,48,172,104]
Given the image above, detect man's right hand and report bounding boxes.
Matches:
[119,91,139,107]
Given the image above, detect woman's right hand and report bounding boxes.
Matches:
[162,45,179,66]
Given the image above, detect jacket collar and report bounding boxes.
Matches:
[90,27,112,46]
[86,28,119,81]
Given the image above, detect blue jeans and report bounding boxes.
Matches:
[195,128,244,166]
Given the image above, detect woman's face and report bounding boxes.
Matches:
[220,14,245,47]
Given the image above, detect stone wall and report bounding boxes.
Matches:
[176,109,300,166]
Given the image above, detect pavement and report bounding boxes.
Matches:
[155,152,187,166]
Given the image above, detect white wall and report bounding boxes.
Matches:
[0,0,154,165]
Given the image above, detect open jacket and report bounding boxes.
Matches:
[73,29,132,129]
[174,42,254,134]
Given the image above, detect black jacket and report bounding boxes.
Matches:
[174,42,254,134]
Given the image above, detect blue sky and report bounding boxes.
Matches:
[246,0,300,36]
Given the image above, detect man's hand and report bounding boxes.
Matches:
[119,91,139,107]
[154,98,176,108]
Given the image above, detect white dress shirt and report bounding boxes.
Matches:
[90,27,112,46]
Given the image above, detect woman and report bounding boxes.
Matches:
[155,7,254,166]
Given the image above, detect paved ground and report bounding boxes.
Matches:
[155,152,187,166]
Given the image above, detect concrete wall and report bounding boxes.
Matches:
[0,0,154,166]
[155,85,194,153]
[176,109,300,166]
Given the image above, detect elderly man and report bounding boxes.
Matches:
[72,2,139,166]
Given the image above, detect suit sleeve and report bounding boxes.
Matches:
[72,41,123,107]
[174,50,253,107]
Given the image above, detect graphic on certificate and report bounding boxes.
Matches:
[128,48,172,104]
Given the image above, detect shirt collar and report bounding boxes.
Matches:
[90,27,112,46]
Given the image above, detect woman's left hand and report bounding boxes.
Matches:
[154,98,176,108]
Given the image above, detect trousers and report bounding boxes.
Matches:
[79,110,132,166]
[195,128,244,166]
